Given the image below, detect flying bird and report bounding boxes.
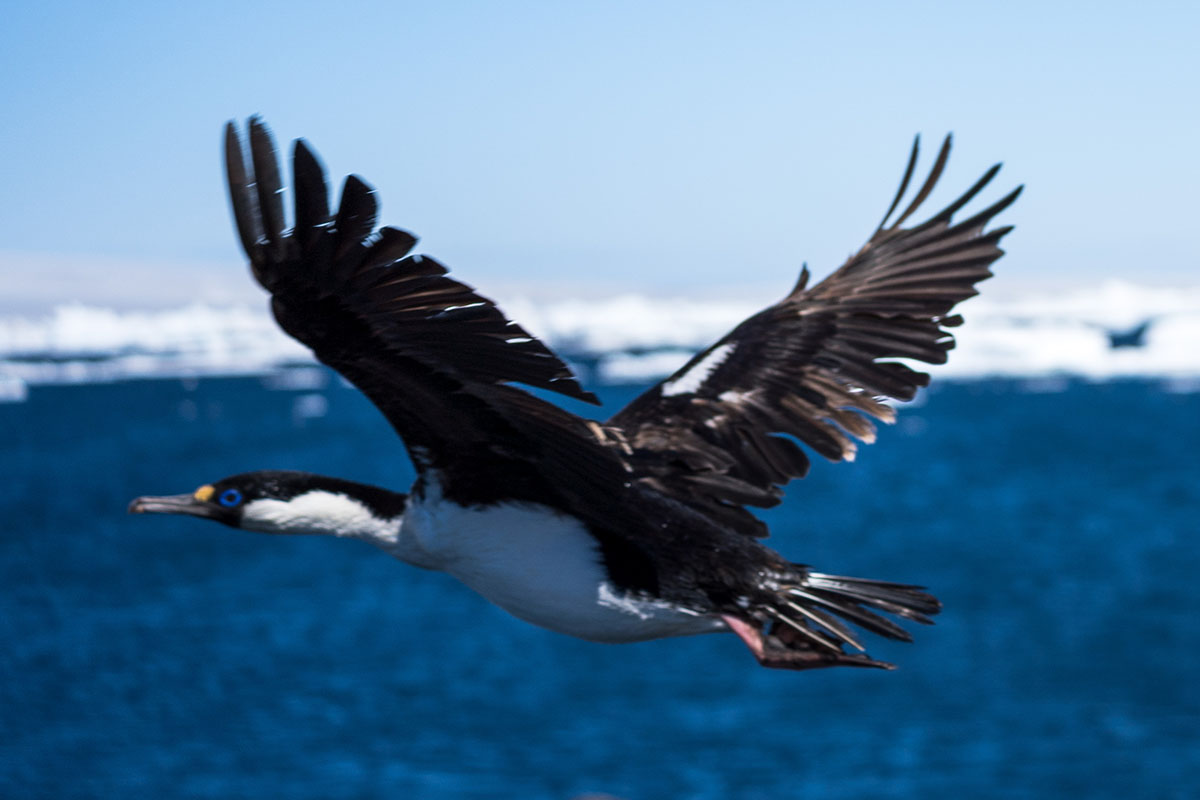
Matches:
[129,119,1020,671]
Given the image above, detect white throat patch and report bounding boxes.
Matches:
[240,491,402,542]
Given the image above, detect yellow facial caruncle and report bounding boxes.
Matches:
[193,485,215,503]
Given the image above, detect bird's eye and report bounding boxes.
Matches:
[218,489,243,508]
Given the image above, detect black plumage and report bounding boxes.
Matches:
[213,119,1020,670]
[610,135,1021,540]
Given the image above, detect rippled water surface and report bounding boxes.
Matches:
[3,377,1198,798]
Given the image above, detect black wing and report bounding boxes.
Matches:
[607,135,1021,538]
[225,117,612,495]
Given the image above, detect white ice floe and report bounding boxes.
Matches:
[0,375,28,403]
[503,294,758,354]
[0,303,309,384]
[2,281,1200,387]
[932,282,1200,379]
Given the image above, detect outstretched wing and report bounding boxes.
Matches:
[224,117,605,488]
[607,135,1021,538]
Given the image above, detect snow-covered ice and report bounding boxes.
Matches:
[2,281,1198,387]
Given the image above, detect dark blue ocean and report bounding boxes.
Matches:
[3,376,1198,798]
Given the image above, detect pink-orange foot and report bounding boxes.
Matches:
[721,614,895,672]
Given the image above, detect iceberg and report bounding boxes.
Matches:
[2,280,1199,387]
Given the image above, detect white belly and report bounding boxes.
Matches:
[379,494,725,643]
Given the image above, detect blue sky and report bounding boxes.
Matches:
[1,1,1197,309]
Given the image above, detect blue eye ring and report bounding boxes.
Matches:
[218,488,243,508]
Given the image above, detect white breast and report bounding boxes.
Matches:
[365,491,724,643]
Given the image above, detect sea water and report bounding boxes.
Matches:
[2,376,1198,798]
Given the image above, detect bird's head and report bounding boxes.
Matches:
[128,470,408,538]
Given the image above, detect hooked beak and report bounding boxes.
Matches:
[128,493,223,520]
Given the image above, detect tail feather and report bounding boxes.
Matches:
[780,599,866,652]
[806,572,941,618]
[759,569,942,669]
[786,587,915,642]
[766,607,844,652]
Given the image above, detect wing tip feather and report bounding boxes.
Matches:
[223,118,266,268]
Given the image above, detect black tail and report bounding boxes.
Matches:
[758,570,941,670]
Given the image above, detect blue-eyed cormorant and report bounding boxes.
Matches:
[129,119,1020,671]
